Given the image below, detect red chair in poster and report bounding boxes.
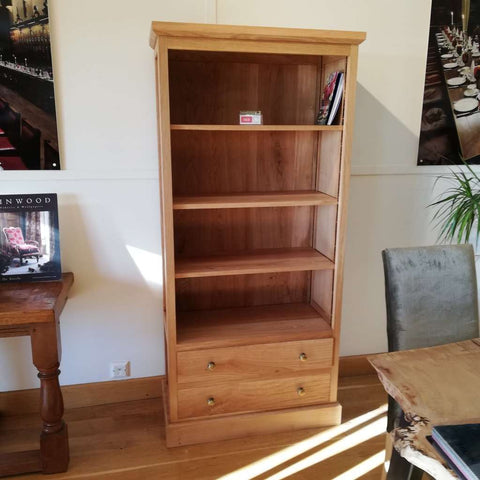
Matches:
[2,227,41,264]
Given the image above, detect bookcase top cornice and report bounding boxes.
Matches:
[150,21,366,49]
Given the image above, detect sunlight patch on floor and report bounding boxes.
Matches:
[263,417,387,480]
[330,451,385,480]
[217,404,387,480]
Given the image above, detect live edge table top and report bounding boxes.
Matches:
[368,339,480,479]
[0,273,74,327]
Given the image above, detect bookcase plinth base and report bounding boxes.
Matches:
[164,397,342,448]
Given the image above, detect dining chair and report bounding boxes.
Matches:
[382,244,479,480]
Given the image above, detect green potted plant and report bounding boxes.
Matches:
[430,162,480,244]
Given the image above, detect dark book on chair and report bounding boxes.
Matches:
[429,424,480,480]
[0,193,61,282]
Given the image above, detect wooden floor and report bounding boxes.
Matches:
[0,375,388,479]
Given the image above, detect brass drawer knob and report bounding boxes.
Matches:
[207,361,216,371]
[299,352,308,362]
[207,397,215,406]
[297,387,306,397]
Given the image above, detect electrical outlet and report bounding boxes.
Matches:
[110,361,130,379]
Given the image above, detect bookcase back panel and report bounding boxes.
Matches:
[175,271,311,311]
[169,53,319,125]
[171,131,317,195]
[174,207,313,257]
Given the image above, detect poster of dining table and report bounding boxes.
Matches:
[418,0,480,165]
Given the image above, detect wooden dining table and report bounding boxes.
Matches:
[368,338,480,480]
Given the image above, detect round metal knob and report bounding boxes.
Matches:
[299,352,308,362]
[297,387,306,397]
[207,397,215,406]
[207,361,216,371]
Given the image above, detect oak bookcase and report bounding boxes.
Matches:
[150,21,365,447]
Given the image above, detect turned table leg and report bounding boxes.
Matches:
[30,321,69,474]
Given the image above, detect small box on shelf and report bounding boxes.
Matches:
[239,111,263,125]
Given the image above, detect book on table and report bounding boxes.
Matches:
[0,193,62,282]
[430,423,480,480]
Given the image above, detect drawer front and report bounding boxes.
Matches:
[177,373,331,419]
[177,338,333,384]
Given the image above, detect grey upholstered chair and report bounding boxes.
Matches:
[382,244,480,480]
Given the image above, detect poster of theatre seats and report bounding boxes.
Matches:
[0,0,59,170]
[418,0,480,165]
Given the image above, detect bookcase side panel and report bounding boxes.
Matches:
[155,39,179,421]
[311,270,334,323]
[329,46,360,401]
[317,131,342,198]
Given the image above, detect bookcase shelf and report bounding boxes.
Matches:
[175,248,334,279]
[151,21,364,447]
[176,303,333,351]
[173,191,337,210]
[171,124,344,131]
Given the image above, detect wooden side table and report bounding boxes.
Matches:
[0,273,74,477]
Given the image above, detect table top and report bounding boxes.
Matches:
[369,339,480,480]
[0,273,74,326]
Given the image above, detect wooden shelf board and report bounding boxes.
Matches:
[175,248,334,278]
[173,191,338,210]
[171,124,343,132]
[176,303,333,351]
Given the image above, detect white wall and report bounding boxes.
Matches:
[0,0,451,390]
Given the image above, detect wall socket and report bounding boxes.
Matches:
[110,361,130,379]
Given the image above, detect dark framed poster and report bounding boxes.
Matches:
[418,0,480,165]
[0,0,60,170]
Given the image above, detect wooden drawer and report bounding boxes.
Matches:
[177,338,334,384]
[177,373,331,419]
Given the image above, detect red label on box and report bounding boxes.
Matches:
[240,116,253,123]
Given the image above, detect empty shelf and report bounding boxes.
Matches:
[175,248,334,278]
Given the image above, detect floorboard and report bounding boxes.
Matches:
[0,375,388,479]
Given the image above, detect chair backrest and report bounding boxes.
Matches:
[3,227,25,247]
[382,244,479,352]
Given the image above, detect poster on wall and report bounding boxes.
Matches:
[418,0,480,165]
[0,193,62,282]
[0,0,60,171]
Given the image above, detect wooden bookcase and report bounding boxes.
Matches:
[150,22,365,447]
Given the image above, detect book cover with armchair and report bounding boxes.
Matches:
[0,193,61,282]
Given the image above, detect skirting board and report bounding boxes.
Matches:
[0,354,375,417]
[0,376,164,417]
